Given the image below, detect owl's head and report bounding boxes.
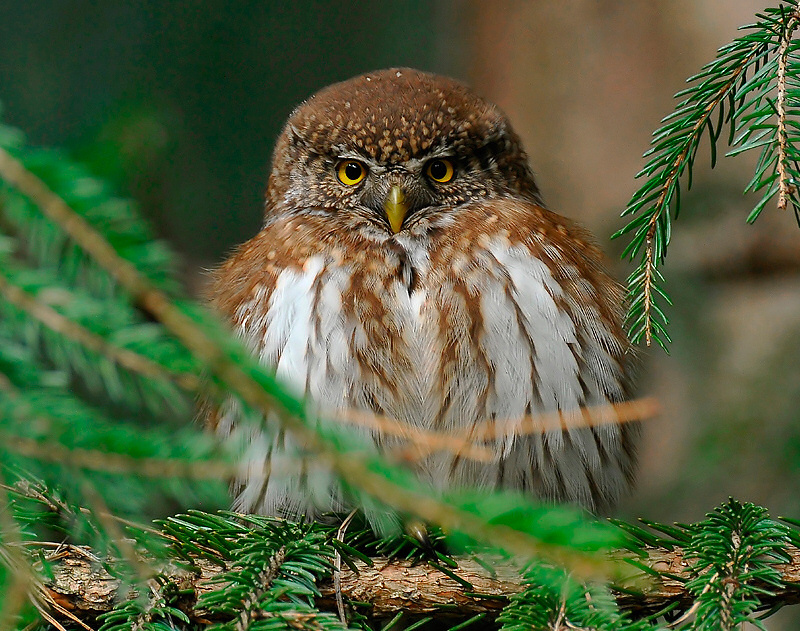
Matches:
[265,68,541,237]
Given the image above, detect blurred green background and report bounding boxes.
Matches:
[0,1,466,262]
[2,0,800,538]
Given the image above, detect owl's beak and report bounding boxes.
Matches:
[383,185,408,234]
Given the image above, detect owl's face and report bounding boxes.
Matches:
[265,68,542,241]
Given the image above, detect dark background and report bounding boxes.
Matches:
[0,1,467,261]
[3,0,800,553]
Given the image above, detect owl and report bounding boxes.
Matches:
[208,68,637,521]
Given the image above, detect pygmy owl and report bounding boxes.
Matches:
[209,68,636,520]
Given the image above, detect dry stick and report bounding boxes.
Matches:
[0,479,32,631]
[0,146,615,578]
[79,482,155,589]
[0,271,200,391]
[0,475,91,631]
[775,8,800,211]
[338,398,659,464]
[456,397,660,445]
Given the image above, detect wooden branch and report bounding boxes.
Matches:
[36,543,800,625]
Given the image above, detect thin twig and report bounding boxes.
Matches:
[552,597,567,630]
[458,397,660,444]
[666,574,716,629]
[334,508,358,625]
[337,398,659,464]
[643,240,655,347]
[1,394,657,482]
[333,408,493,462]
[775,8,800,211]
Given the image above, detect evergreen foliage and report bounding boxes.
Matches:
[2,3,800,629]
[615,1,800,349]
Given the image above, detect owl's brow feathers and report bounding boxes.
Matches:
[288,69,507,163]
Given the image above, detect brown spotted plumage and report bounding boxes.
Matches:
[208,68,637,520]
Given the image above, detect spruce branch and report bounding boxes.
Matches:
[96,581,191,631]
[23,532,800,626]
[0,365,230,485]
[6,502,800,629]
[1,434,237,481]
[615,2,800,349]
[681,500,791,630]
[616,28,764,348]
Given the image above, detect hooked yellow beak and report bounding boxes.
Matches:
[383,185,408,234]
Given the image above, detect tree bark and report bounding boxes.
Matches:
[37,542,800,626]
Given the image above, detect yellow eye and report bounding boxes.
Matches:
[425,158,455,183]
[337,160,367,186]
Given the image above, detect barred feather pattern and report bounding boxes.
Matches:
[210,199,636,518]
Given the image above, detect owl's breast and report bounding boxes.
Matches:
[233,249,441,428]
[234,228,625,430]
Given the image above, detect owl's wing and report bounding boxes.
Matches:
[418,200,637,512]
